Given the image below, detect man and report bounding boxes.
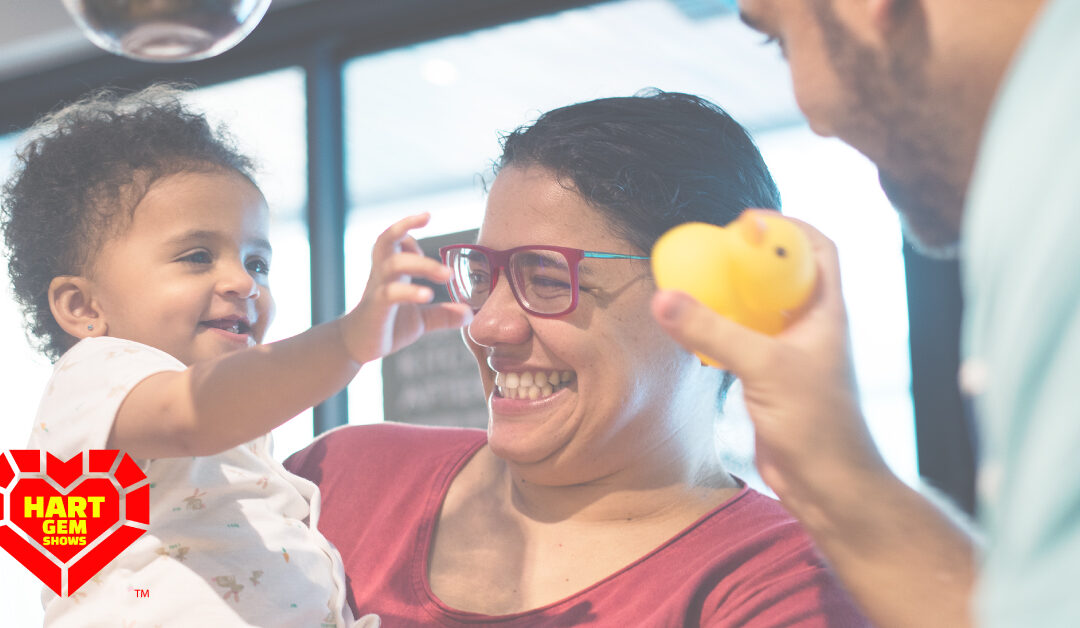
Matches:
[652,1,1079,626]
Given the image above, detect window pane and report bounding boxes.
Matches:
[0,131,55,469]
[756,128,915,481]
[344,0,916,486]
[0,132,55,628]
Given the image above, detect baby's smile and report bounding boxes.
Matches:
[201,316,253,336]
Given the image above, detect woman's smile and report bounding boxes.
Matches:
[493,368,575,400]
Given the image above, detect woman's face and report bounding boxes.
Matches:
[464,165,719,484]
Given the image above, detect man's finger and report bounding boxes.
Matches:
[783,216,846,318]
[651,289,771,376]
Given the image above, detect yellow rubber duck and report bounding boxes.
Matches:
[651,211,816,365]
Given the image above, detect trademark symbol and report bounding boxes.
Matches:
[134,588,150,598]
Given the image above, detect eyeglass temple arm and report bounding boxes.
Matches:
[582,252,650,260]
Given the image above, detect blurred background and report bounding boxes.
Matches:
[0,1,970,623]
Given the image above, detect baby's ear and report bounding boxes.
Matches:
[48,276,106,339]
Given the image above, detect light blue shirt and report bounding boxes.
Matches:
[962,0,1080,625]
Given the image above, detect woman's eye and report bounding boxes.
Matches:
[180,251,212,265]
[532,275,571,289]
[247,258,270,275]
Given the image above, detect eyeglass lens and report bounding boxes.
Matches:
[446,247,574,315]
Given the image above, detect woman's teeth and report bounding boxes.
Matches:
[494,370,574,400]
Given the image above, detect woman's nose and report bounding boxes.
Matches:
[465,275,531,348]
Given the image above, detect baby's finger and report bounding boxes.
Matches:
[420,302,474,332]
[400,234,423,256]
[377,282,436,305]
[378,252,452,285]
[372,213,431,262]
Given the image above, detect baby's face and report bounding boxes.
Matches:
[86,169,275,365]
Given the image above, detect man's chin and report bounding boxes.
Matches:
[899,217,961,260]
[879,171,963,260]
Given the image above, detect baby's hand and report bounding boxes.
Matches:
[342,213,473,365]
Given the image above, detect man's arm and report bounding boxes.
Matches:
[651,216,977,628]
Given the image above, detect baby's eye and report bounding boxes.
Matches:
[246,257,270,275]
[179,251,212,265]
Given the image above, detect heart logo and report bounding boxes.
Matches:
[0,450,149,596]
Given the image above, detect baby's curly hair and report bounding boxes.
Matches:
[1,84,256,361]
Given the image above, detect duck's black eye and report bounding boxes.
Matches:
[775,247,787,258]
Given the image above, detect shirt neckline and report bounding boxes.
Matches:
[411,432,753,623]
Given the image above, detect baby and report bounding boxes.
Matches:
[0,85,470,627]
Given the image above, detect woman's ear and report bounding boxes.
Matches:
[49,276,106,339]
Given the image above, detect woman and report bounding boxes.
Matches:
[287,91,868,626]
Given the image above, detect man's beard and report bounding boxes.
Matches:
[810,0,965,260]
[879,170,962,260]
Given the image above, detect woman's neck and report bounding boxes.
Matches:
[493,433,739,526]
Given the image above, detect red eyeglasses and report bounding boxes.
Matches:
[439,244,649,317]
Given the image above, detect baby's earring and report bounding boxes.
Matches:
[87,324,94,331]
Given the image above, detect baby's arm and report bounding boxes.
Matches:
[108,213,472,459]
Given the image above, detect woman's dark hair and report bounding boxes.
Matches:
[496,89,782,406]
[1,84,256,361]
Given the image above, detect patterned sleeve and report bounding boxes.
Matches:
[27,337,185,460]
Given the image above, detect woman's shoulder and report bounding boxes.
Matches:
[719,485,801,525]
[304,421,484,454]
[668,484,827,576]
[670,487,869,625]
[284,422,485,480]
[703,485,818,547]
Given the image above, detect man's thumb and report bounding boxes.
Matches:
[651,290,766,374]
